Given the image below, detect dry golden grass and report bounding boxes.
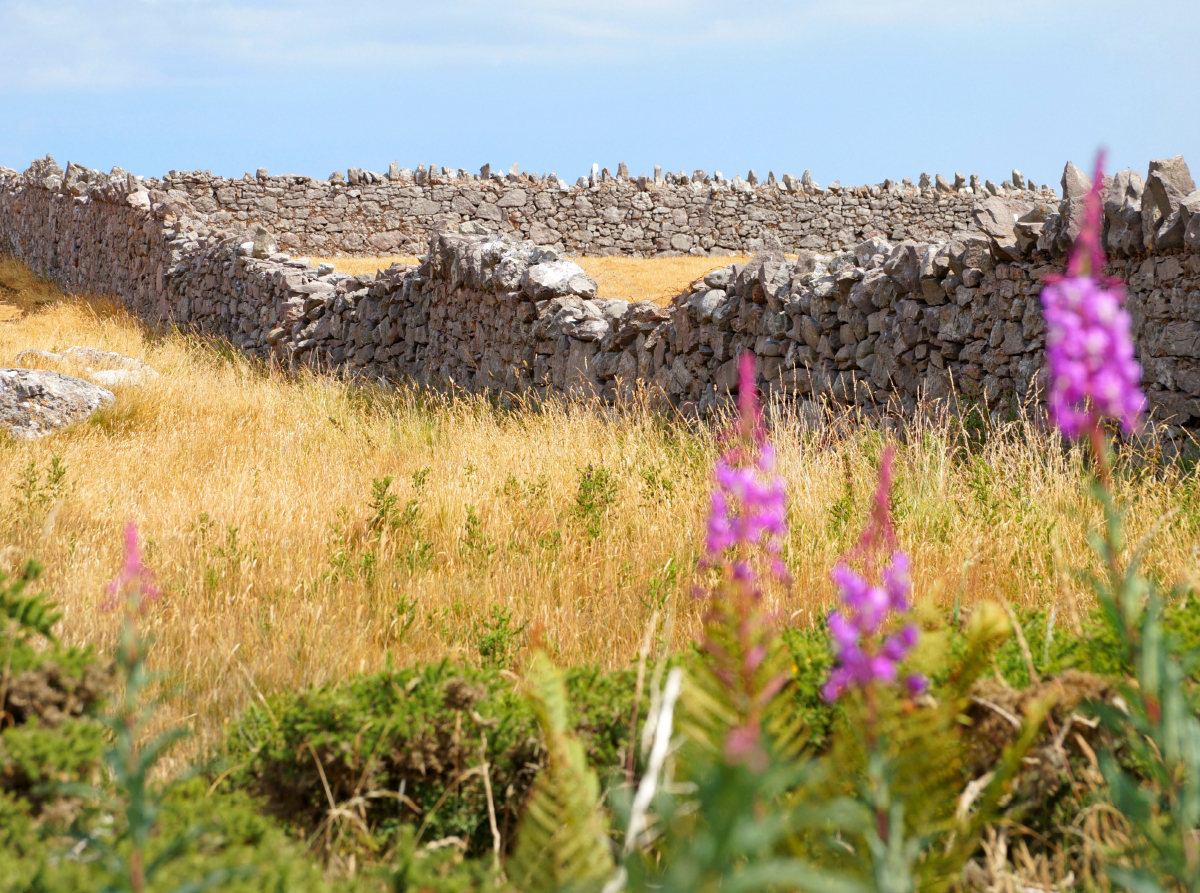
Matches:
[2,256,1199,774]
[573,256,753,305]
[312,254,755,305]
[0,253,60,319]
[308,256,420,277]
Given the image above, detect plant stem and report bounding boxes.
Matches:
[1087,416,1112,492]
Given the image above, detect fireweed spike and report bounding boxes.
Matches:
[823,446,926,703]
[701,353,789,769]
[1039,150,1146,442]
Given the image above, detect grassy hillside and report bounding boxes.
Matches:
[0,251,1197,798]
[2,255,1198,765]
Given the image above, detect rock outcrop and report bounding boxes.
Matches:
[0,369,115,439]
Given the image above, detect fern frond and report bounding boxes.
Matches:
[0,559,59,643]
[678,640,809,765]
[508,651,615,893]
[675,661,738,757]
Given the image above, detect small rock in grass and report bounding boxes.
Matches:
[0,369,115,440]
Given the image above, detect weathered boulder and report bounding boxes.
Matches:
[947,234,994,281]
[14,346,158,387]
[1061,161,1093,200]
[1143,156,1195,250]
[881,241,923,294]
[1184,191,1200,249]
[520,260,598,301]
[1013,204,1053,255]
[1056,161,1093,252]
[854,235,892,268]
[534,297,609,342]
[0,369,115,439]
[251,226,277,259]
[687,289,726,323]
[1104,170,1145,257]
[973,196,1034,260]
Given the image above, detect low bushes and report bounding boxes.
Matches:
[218,661,643,859]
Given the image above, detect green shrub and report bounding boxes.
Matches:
[219,661,641,861]
[0,718,106,811]
[573,464,619,539]
[0,558,107,751]
[0,779,357,893]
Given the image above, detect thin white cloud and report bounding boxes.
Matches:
[0,0,1193,92]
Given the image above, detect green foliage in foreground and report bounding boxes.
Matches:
[5,485,1200,892]
[0,779,354,893]
[219,658,642,860]
[506,652,614,893]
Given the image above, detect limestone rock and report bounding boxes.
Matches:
[496,189,527,208]
[1143,156,1195,250]
[1013,205,1052,255]
[1049,161,1096,253]
[855,235,892,269]
[881,241,923,294]
[973,196,1034,260]
[687,289,726,322]
[1104,170,1145,256]
[252,226,276,259]
[14,346,158,388]
[1061,161,1092,200]
[1184,191,1200,249]
[700,267,730,289]
[521,260,598,301]
[0,369,115,439]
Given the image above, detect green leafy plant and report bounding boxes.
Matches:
[220,661,640,861]
[0,559,61,645]
[368,476,401,532]
[471,605,528,670]
[573,465,618,540]
[14,454,70,518]
[1085,483,1200,893]
[507,651,615,893]
[795,604,1045,893]
[460,505,495,564]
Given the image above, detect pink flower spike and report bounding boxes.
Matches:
[737,352,760,437]
[1041,150,1146,440]
[103,520,160,613]
[823,446,923,701]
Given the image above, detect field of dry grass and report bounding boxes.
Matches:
[310,254,753,305]
[573,255,753,304]
[309,256,421,277]
[3,255,1200,774]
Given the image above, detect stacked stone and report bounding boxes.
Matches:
[161,164,1051,259]
[4,154,1200,429]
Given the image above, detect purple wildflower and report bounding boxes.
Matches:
[103,520,160,613]
[701,352,790,770]
[1040,151,1146,439]
[705,355,788,564]
[823,447,926,702]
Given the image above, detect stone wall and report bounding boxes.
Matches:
[159,163,1055,258]
[3,154,1200,430]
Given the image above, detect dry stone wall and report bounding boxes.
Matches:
[4,154,1200,432]
[160,164,1055,258]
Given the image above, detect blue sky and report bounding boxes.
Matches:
[2,0,1197,191]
